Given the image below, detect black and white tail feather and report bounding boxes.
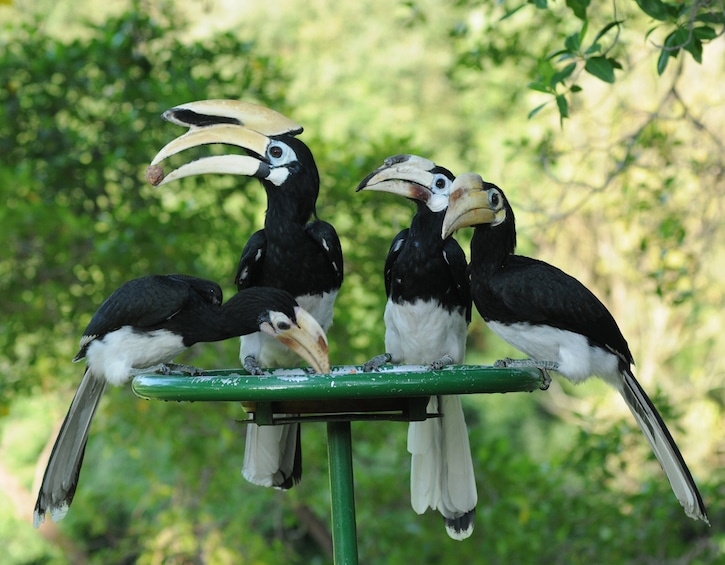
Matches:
[409,395,477,539]
[33,368,106,527]
[618,367,708,523]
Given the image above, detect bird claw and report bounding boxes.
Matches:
[539,369,552,391]
[243,355,265,376]
[157,363,205,376]
[493,358,555,390]
[362,353,392,372]
[428,355,454,370]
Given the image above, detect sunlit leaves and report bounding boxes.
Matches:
[584,55,616,83]
[636,0,725,75]
[453,0,723,121]
[526,16,622,123]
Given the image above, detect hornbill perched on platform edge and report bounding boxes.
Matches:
[33,274,329,528]
[149,100,343,489]
[441,173,710,525]
[356,155,477,540]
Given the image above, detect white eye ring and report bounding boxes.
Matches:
[431,173,451,194]
[488,189,502,208]
[267,141,295,166]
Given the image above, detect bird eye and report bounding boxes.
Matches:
[276,321,291,331]
[489,189,501,208]
[431,173,451,194]
[267,141,291,164]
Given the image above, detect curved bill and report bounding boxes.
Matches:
[356,154,439,202]
[262,307,330,374]
[441,173,497,239]
[162,99,303,136]
[155,155,267,187]
[150,124,270,166]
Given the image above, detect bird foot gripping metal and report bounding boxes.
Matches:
[132,364,544,564]
[493,357,555,390]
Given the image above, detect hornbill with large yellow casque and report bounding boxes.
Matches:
[441,173,709,525]
[33,274,329,527]
[148,100,343,489]
[356,155,477,540]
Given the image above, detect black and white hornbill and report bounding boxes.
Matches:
[33,274,329,527]
[441,173,710,524]
[356,155,477,540]
[148,100,343,489]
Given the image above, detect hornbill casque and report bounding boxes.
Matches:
[33,274,329,528]
[441,173,709,525]
[356,155,477,540]
[148,100,343,489]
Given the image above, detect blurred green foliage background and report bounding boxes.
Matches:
[1,0,723,563]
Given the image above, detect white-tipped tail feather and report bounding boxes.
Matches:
[409,395,477,540]
[618,369,709,524]
[34,368,107,528]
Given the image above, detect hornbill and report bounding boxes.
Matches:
[356,155,477,540]
[148,100,343,489]
[441,173,710,524]
[33,274,329,527]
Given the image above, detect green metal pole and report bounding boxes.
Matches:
[327,421,359,565]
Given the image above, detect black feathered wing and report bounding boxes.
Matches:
[442,236,472,324]
[235,230,267,290]
[76,276,202,361]
[304,219,344,290]
[478,256,633,364]
[384,229,408,298]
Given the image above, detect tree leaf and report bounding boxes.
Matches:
[536,57,557,85]
[644,25,660,41]
[578,18,589,45]
[556,94,569,124]
[670,25,690,49]
[693,26,717,40]
[657,46,671,74]
[584,56,615,83]
[695,13,725,24]
[548,48,573,61]
[564,32,581,52]
[527,101,550,119]
[635,0,673,22]
[528,81,552,93]
[565,0,590,20]
[551,62,577,86]
[683,36,703,63]
[592,20,624,43]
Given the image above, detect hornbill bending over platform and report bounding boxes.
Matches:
[33,274,329,527]
[149,100,343,489]
[441,173,709,525]
[357,155,477,540]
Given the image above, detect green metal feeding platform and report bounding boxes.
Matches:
[132,364,544,564]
